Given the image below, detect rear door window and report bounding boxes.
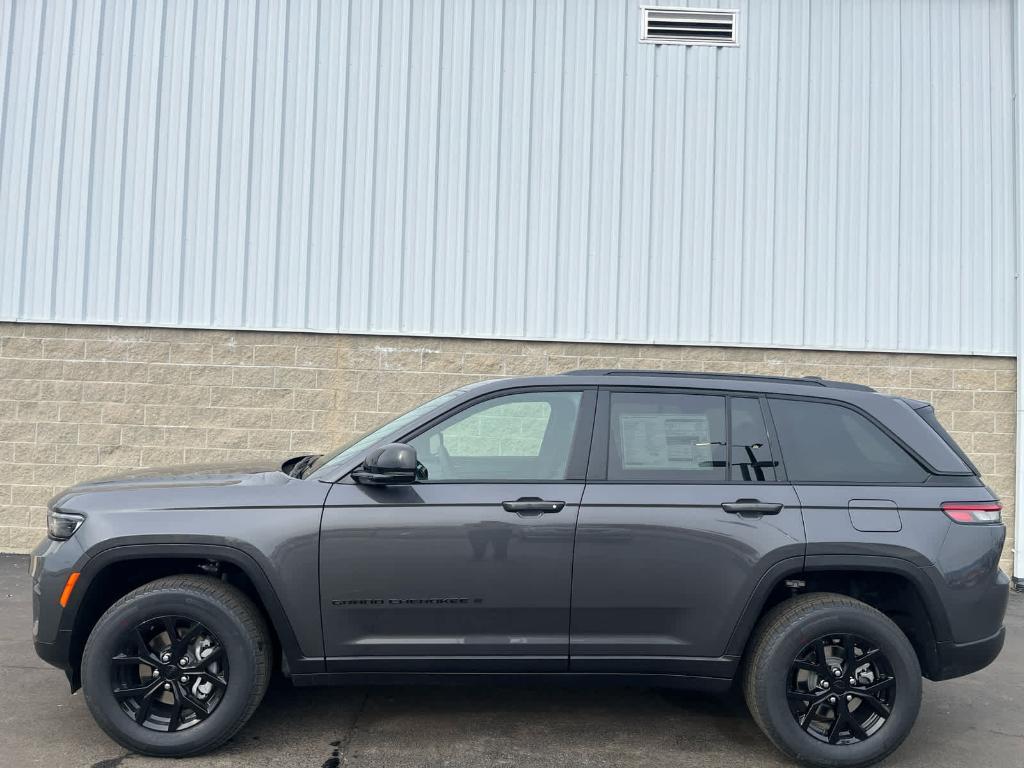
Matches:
[730,396,777,482]
[769,398,928,483]
[607,392,727,482]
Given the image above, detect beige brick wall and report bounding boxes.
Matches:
[0,322,1016,574]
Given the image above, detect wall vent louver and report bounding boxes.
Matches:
[639,6,738,47]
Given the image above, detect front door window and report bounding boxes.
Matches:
[409,391,583,481]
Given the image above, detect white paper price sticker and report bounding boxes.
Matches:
[618,414,712,470]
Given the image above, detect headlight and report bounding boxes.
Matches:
[47,509,85,540]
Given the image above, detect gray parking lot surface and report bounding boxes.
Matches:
[2,553,1021,768]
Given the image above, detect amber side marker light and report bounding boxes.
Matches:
[59,572,80,607]
[941,502,1002,525]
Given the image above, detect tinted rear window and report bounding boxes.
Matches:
[769,398,928,484]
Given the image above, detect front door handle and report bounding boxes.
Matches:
[502,498,565,516]
[721,499,784,516]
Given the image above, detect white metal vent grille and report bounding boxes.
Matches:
[640,6,739,47]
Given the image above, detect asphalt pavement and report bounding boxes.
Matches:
[1,553,1021,768]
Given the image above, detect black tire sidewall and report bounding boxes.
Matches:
[754,605,922,768]
[82,586,262,756]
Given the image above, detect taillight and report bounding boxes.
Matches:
[942,502,1002,524]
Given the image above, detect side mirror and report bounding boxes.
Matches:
[352,443,418,485]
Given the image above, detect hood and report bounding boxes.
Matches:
[50,460,290,505]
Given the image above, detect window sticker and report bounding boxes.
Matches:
[618,414,712,470]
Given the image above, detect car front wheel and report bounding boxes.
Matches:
[743,593,922,768]
[81,575,271,756]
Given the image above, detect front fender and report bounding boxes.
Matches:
[61,542,325,687]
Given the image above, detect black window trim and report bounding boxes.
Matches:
[587,386,789,485]
[342,385,599,485]
[758,392,789,483]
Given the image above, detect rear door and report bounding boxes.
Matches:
[569,388,804,675]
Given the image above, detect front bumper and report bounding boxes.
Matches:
[931,626,1006,681]
[30,536,87,681]
[34,634,78,687]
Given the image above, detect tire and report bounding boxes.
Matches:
[743,593,922,768]
[81,575,272,757]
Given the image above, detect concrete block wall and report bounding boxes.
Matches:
[0,322,1015,574]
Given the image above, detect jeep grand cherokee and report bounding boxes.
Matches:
[30,370,1008,767]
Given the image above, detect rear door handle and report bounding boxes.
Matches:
[502,498,565,516]
[721,499,784,516]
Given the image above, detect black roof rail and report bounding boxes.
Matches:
[559,369,874,392]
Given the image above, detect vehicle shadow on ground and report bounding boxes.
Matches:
[206,677,788,768]
[198,671,1022,768]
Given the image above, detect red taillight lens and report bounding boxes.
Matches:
[942,502,1002,524]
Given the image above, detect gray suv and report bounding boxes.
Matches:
[30,370,1008,767]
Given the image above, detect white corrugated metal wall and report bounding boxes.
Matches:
[0,0,1018,355]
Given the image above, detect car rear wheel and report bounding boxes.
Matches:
[743,593,921,768]
[81,575,271,756]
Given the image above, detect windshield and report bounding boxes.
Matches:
[305,390,464,475]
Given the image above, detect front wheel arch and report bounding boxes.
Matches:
[66,544,308,687]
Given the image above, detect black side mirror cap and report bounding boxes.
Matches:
[352,443,418,485]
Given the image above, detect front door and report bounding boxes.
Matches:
[320,387,595,672]
[569,388,804,675]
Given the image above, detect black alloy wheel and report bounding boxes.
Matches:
[110,615,229,732]
[83,576,271,757]
[744,594,921,768]
[787,633,896,745]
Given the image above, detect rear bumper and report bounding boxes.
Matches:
[931,626,1005,681]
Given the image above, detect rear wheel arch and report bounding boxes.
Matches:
[730,558,949,679]
[66,544,307,686]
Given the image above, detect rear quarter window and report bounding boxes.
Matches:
[769,398,929,484]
